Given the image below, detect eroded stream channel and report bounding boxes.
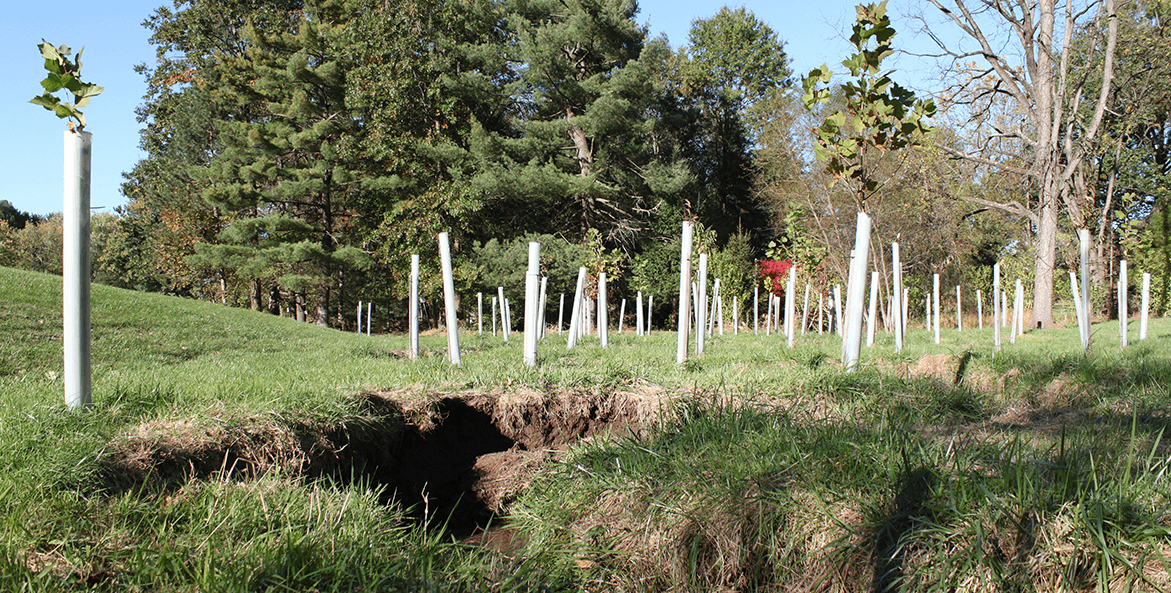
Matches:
[96,388,663,535]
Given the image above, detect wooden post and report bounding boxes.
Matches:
[438,232,460,365]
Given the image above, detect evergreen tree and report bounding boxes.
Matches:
[466,0,692,249]
[678,7,792,247]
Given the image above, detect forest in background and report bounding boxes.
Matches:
[2,0,1170,332]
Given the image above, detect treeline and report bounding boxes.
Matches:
[109,0,791,329]
[6,0,1171,330]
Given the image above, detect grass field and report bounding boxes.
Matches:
[3,264,1171,591]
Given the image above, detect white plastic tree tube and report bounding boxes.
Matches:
[646,295,654,335]
[438,232,460,365]
[802,283,811,336]
[817,291,824,335]
[410,254,420,359]
[933,273,941,344]
[1119,259,1128,349]
[538,276,548,339]
[715,279,724,335]
[1009,286,1017,344]
[618,299,626,334]
[833,285,844,337]
[786,267,797,348]
[558,293,565,335]
[523,242,540,366]
[1070,271,1085,350]
[892,242,903,353]
[676,222,694,365]
[697,253,708,355]
[64,130,92,409]
[1017,280,1025,337]
[478,292,483,335]
[491,296,497,336]
[764,291,772,336]
[925,295,931,333]
[568,267,587,350]
[498,287,507,341]
[367,302,372,336]
[993,263,1000,351]
[842,212,872,371]
[636,291,643,336]
[598,272,609,348]
[976,289,983,329]
[753,286,759,334]
[733,295,739,335]
[1078,229,1093,353]
[956,285,962,331]
[1141,272,1151,341]
[866,271,879,347]
[357,301,363,333]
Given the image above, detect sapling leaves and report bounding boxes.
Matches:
[30,40,103,132]
[800,1,934,210]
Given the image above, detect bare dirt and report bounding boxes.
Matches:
[96,386,668,532]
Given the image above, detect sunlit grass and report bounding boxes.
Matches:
[4,264,1171,591]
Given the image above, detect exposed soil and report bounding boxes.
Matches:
[95,387,665,533]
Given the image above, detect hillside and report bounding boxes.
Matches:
[3,264,1171,591]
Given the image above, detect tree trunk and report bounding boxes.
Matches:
[1032,188,1059,328]
[250,279,262,312]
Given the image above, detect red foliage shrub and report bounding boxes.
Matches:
[759,259,794,297]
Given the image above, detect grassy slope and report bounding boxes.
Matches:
[4,264,1171,591]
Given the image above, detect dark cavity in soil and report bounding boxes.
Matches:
[95,389,653,538]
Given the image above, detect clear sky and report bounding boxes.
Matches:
[0,0,943,217]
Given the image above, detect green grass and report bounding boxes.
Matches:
[4,264,1171,591]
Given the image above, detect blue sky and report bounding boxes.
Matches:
[0,0,944,217]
